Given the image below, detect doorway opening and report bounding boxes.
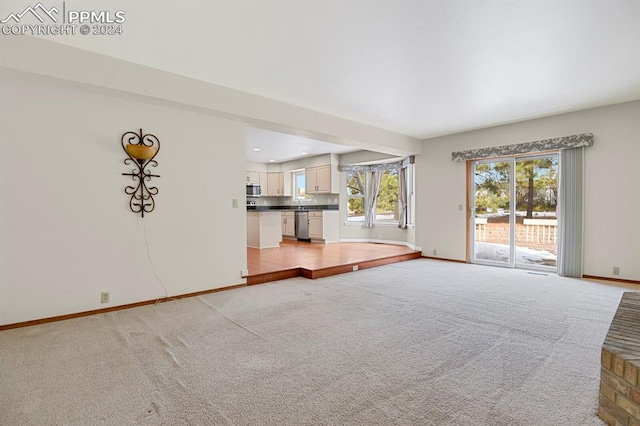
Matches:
[470,153,559,271]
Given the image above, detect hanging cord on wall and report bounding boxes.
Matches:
[141,219,169,304]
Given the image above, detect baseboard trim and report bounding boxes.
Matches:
[418,261,640,282]
[0,283,247,332]
[15,263,628,331]
[583,275,640,285]
[421,256,467,264]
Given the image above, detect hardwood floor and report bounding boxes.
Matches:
[246,240,422,284]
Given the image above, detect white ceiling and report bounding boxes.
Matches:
[7,0,639,142]
[246,127,358,163]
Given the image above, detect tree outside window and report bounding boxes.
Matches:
[375,169,399,223]
[346,171,365,221]
[474,158,557,218]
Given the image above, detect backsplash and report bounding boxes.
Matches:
[280,194,339,207]
[248,194,340,207]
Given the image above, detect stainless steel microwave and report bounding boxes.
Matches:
[246,183,261,197]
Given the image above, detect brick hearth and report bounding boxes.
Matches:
[599,292,640,425]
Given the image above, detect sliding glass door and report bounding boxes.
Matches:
[471,154,558,271]
[472,160,512,265]
[514,157,558,268]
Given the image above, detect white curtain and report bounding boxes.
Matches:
[557,147,584,277]
[398,167,408,229]
[364,170,382,228]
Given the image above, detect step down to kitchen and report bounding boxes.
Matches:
[246,250,422,285]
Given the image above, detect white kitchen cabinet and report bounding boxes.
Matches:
[266,172,282,196]
[246,170,261,185]
[282,172,292,196]
[282,211,295,237]
[266,172,292,196]
[315,165,331,193]
[247,211,282,249]
[305,165,332,194]
[308,210,339,243]
[308,212,323,239]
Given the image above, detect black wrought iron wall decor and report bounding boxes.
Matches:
[121,129,160,217]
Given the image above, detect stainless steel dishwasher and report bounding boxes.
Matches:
[295,210,310,241]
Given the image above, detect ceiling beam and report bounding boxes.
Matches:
[1,36,422,157]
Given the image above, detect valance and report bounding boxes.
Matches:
[339,156,414,173]
[451,133,593,162]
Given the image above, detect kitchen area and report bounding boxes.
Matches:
[243,127,357,250]
[245,160,341,249]
[242,127,421,284]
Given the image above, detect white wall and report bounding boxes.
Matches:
[246,161,268,172]
[416,101,640,281]
[0,74,247,325]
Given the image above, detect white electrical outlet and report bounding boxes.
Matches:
[100,292,110,304]
[613,266,620,276]
[232,199,238,208]
[433,249,437,256]
[353,265,359,271]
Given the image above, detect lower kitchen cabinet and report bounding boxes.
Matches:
[281,211,295,238]
[308,211,339,243]
[308,213,323,239]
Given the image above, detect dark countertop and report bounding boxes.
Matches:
[247,205,339,211]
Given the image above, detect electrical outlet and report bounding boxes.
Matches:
[613,266,620,276]
[458,204,463,211]
[232,199,238,208]
[100,292,110,304]
[433,249,437,256]
[353,265,358,271]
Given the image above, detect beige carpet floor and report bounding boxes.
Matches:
[1,259,634,425]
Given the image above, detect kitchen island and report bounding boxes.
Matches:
[247,211,282,249]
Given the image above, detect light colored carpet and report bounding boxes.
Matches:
[0,259,633,425]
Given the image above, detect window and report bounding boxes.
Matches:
[375,169,399,223]
[346,171,365,222]
[293,170,310,201]
[343,159,414,227]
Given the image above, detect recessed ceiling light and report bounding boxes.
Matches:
[301,152,308,155]
[269,159,275,162]
[252,148,261,152]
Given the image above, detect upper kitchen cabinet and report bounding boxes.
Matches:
[306,164,335,194]
[266,172,292,196]
[246,170,261,185]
